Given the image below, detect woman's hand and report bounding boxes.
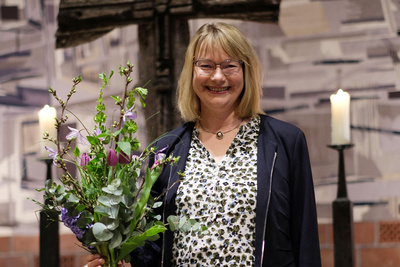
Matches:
[86,254,104,267]
[85,254,132,267]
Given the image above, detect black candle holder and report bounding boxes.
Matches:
[39,158,59,267]
[327,144,355,267]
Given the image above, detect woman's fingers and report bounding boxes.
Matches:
[86,254,100,261]
[117,261,132,267]
[86,254,105,267]
[85,254,132,267]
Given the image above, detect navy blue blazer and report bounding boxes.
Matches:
[131,115,321,267]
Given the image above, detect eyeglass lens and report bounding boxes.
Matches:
[194,60,242,76]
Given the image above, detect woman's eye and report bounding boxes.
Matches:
[223,64,238,69]
[201,64,214,69]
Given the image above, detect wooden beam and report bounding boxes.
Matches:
[56,0,281,48]
[389,91,400,99]
[54,0,281,139]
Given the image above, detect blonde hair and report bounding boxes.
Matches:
[177,22,264,122]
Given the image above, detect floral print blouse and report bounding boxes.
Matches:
[173,116,260,266]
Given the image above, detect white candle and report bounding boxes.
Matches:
[330,89,351,145]
[38,105,57,158]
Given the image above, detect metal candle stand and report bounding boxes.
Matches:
[39,158,59,267]
[327,144,355,267]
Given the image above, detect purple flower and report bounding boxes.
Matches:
[60,208,87,240]
[118,151,131,165]
[66,126,86,145]
[45,146,59,166]
[80,152,90,167]
[107,149,118,166]
[94,128,105,141]
[61,208,74,226]
[70,225,86,239]
[121,105,137,128]
[151,146,168,169]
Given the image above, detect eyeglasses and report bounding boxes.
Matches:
[193,59,243,76]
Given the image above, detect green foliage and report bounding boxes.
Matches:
[33,61,207,266]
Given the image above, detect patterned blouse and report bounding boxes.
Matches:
[173,116,260,266]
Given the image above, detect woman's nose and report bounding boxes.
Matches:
[210,66,226,81]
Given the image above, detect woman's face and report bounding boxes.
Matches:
[192,45,244,116]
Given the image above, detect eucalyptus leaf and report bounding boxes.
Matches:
[109,195,122,205]
[100,216,119,230]
[92,222,113,241]
[121,194,134,207]
[67,194,79,203]
[152,201,163,209]
[108,204,120,219]
[109,230,122,249]
[98,196,112,207]
[167,215,179,232]
[121,208,135,222]
[192,222,200,232]
[138,217,146,230]
[55,195,65,202]
[94,205,112,217]
[178,216,187,229]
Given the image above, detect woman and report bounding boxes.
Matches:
[87,22,321,267]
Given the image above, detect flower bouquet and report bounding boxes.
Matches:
[33,61,205,266]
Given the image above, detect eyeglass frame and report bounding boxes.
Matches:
[193,59,244,76]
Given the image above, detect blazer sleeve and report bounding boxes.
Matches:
[290,130,321,267]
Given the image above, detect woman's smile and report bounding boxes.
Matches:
[206,86,230,93]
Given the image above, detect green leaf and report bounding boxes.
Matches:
[135,87,148,98]
[73,146,80,157]
[112,129,122,137]
[167,215,179,232]
[76,212,93,228]
[115,224,166,262]
[117,141,131,157]
[110,95,121,104]
[152,201,163,209]
[179,216,187,229]
[99,72,105,81]
[101,216,119,231]
[92,222,113,241]
[94,204,119,218]
[108,70,114,80]
[192,222,200,232]
[87,136,100,145]
[98,196,112,207]
[73,204,87,215]
[109,230,122,249]
[131,166,162,230]
[94,111,106,123]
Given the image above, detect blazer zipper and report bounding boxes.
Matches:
[260,151,277,266]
